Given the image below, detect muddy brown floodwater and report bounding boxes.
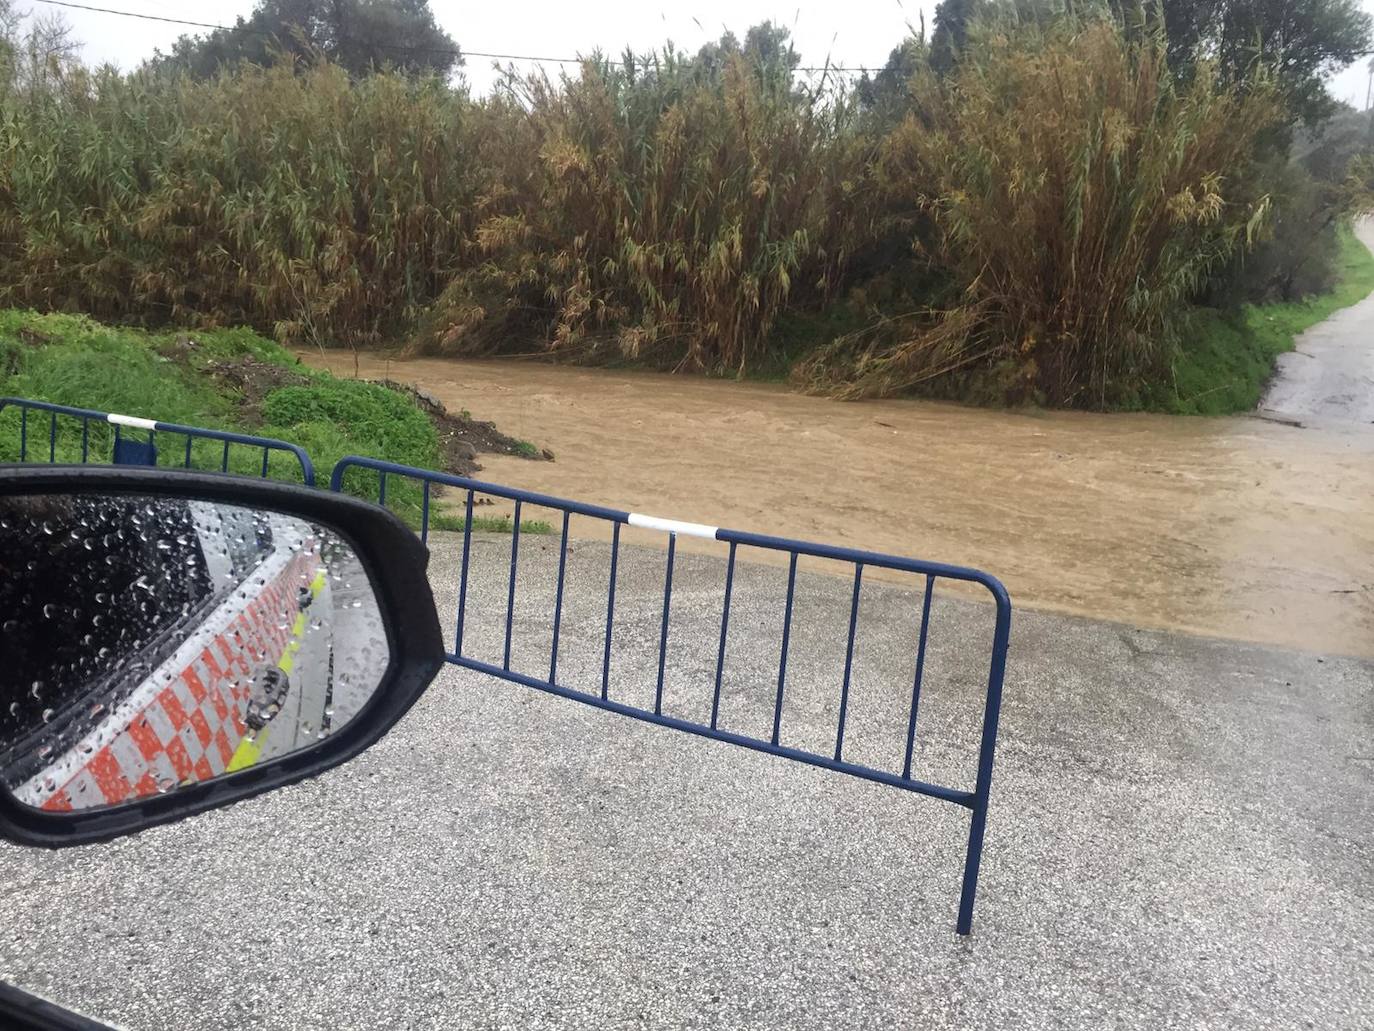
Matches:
[305,337,1374,659]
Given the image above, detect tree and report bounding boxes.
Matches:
[1139,0,1373,126]
[0,0,80,98]
[856,39,925,121]
[688,20,799,85]
[150,0,461,80]
[929,0,986,76]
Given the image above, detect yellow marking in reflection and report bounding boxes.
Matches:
[226,567,328,773]
[226,731,262,773]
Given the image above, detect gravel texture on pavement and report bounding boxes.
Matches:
[2,531,1371,1030]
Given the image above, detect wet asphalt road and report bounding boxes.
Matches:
[1262,219,1374,428]
[1,532,1371,1030]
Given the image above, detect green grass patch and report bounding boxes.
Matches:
[1133,225,1374,415]
[0,309,445,523]
[429,512,555,535]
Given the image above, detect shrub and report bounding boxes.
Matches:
[797,15,1282,407]
[0,61,486,347]
[415,51,877,374]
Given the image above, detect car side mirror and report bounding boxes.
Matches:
[0,466,443,847]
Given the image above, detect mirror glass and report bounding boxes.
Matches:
[0,494,391,812]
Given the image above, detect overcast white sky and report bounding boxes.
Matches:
[13,0,1374,105]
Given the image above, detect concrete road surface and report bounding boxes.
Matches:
[1,533,1371,1030]
[1262,218,1374,427]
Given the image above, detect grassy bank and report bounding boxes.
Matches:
[0,310,549,529]
[1134,225,1374,415]
[0,309,440,483]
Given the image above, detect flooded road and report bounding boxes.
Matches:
[305,278,1374,659]
[1262,221,1374,428]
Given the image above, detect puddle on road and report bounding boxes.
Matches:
[306,354,1374,658]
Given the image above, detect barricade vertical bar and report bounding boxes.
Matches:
[79,419,89,462]
[183,435,193,469]
[654,533,676,715]
[902,575,936,780]
[710,541,738,731]
[20,407,28,460]
[834,564,864,761]
[221,440,230,472]
[318,455,1012,936]
[772,553,799,746]
[377,471,387,507]
[601,522,620,701]
[260,447,270,478]
[419,481,431,543]
[956,599,1011,935]
[549,511,571,683]
[503,500,522,671]
[454,490,474,656]
[48,413,56,462]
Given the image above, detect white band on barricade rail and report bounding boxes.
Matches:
[626,513,719,540]
[107,412,159,431]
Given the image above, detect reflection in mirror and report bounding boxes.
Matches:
[0,494,391,812]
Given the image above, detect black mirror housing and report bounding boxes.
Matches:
[0,466,444,847]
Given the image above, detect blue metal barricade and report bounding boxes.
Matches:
[330,455,1012,935]
[0,397,315,485]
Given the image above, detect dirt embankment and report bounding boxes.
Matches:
[165,337,548,478]
[370,379,553,476]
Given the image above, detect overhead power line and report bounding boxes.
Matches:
[31,0,223,30]
[28,0,881,73]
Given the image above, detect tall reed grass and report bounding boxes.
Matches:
[796,17,1281,406]
[0,60,485,347]
[415,52,877,374]
[0,14,1291,406]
